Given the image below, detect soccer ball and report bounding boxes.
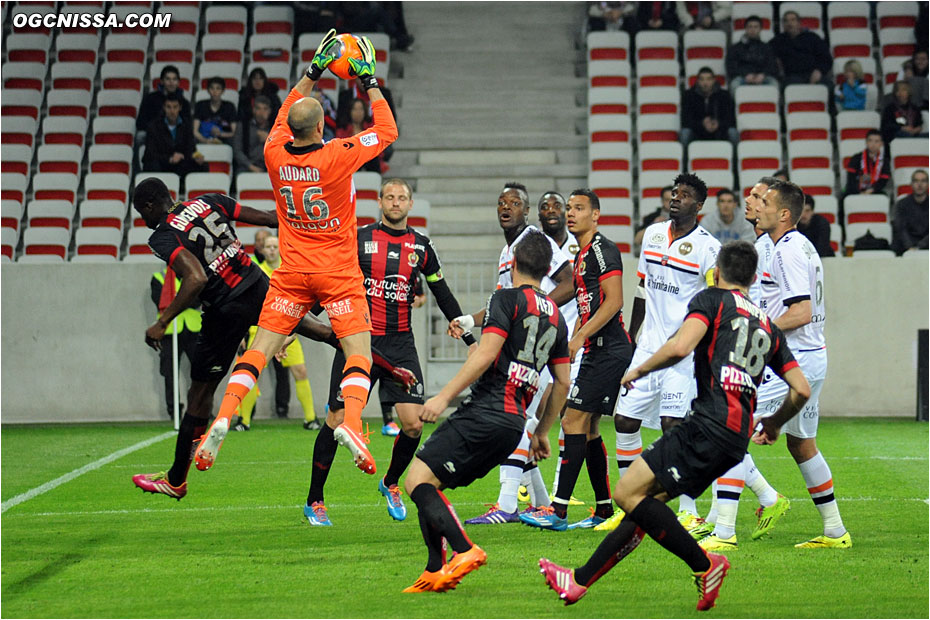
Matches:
[328,33,364,80]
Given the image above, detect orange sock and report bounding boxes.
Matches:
[217,349,267,423]
[340,354,371,434]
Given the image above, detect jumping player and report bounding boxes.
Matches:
[538,240,811,610]
[304,178,476,526]
[404,230,571,592]
[197,31,397,475]
[521,189,632,530]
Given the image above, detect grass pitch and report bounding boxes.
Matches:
[2,418,927,618]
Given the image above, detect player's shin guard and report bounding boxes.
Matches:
[629,496,710,573]
[743,453,777,506]
[410,483,471,554]
[217,350,267,423]
[585,437,613,518]
[341,355,371,434]
[573,516,646,587]
[615,431,642,480]
[307,423,338,505]
[167,413,208,486]
[384,431,420,488]
[798,451,846,538]
[553,434,586,518]
[295,378,317,423]
[713,461,746,539]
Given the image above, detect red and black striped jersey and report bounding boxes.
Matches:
[465,285,570,430]
[572,230,631,350]
[357,222,443,335]
[147,193,261,306]
[685,287,798,456]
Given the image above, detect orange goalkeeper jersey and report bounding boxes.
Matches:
[264,90,398,273]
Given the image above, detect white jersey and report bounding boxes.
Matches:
[636,222,720,353]
[556,234,580,333]
[750,232,776,308]
[497,224,570,294]
[763,229,826,352]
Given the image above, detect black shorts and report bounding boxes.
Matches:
[416,406,524,489]
[327,331,425,410]
[566,340,632,415]
[640,417,743,500]
[189,277,268,383]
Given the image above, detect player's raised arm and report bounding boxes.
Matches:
[621,316,708,389]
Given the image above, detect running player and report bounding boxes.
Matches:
[403,230,571,592]
[538,240,811,610]
[521,189,632,530]
[453,182,574,524]
[197,31,397,475]
[600,173,721,532]
[304,178,476,525]
[754,180,851,549]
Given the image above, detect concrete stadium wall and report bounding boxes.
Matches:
[1,257,926,423]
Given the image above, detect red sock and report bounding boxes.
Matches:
[217,350,266,423]
[340,354,371,434]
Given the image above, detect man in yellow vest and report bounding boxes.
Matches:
[150,268,202,419]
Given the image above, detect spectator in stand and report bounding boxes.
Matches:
[699,188,756,243]
[676,1,730,32]
[797,193,835,257]
[587,1,634,32]
[633,185,672,254]
[771,10,832,86]
[340,2,415,51]
[336,98,384,173]
[233,95,273,174]
[193,77,238,146]
[892,169,929,255]
[238,67,281,127]
[902,50,929,110]
[726,15,778,88]
[844,129,890,197]
[136,65,192,147]
[142,93,206,177]
[681,66,738,147]
[627,1,680,33]
[880,81,926,145]
[835,60,867,111]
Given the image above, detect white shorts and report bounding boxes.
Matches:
[615,348,695,429]
[525,351,583,418]
[757,348,827,440]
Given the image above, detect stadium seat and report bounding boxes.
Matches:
[599,197,635,221]
[197,144,234,175]
[890,138,929,171]
[104,32,148,64]
[786,112,831,141]
[638,170,674,206]
[6,32,52,64]
[588,170,633,200]
[253,4,294,35]
[96,89,141,119]
[589,114,631,143]
[734,85,779,114]
[46,88,92,119]
[829,29,873,60]
[829,223,843,254]
[201,33,246,64]
[827,2,870,30]
[699,170,736,195]
[72,227,122,261]
[589,142,632,172]
[784,84,829,114]
[814,195,840,225]
[2,226,19,260]
[236,172,274,202]
[876,1,919,29]
[84,173,131,203]
[637,112,680,143]
[247,61,290,92]
[1,89,41,119]
[353,171,382,203]
[738,170,775,196]
[638,142,682,173]
[92,116,134,147]
[355,196,379,226]
[780,2,825,37]
[845,194,892,250]
[880,32,917,69]
[249,33,293,65]
[599,217,634,254]
[153,33,196,64]
[687,141,733,172]
[731,2,774,43]
[42,116,87,148]
[684,59,726,88]
[100,62,144,92]
[205,4,247,36]
[135,172,180,202]
[197,62,245,92]
[32,172,80,204]
[635,31,678,62]
[50,60,95,91]
[21,226,70,261]
[637,86,679,117]
[54,33,99,66]
[588,31,629,62]
[788,140,833,173]
[78,199,127,230]
[1,172,29,204]
[738,141,782,172]
[790,169,836,196]
[836,110,881,141]
[737,112,780,142]
[185,172,231,200]
[158,4,199,36]
[839,138,865,169]
[2,61,47,93]
[589,59,631,88]
[1,200,24,233]
[36,144,82,175]
[635,60,678,89]
[683,30,726,64]
[2,143,34,176]
[588,87,631,115]
[894,168,922,196]
[26,200,74,233]
[148,61,193,92]
[408,197,430,231]
[235,224,259,253]
[881,56,908,94]
[124,227,161,262]
[2,115,38,148]
[59,4,105,34]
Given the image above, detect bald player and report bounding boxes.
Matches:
[197,31,398,487]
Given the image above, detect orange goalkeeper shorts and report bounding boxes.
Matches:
[258,266,371,339]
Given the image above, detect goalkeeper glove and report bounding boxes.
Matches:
[305,29,338,81]
[347,36,379,91]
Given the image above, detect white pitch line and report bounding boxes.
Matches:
[1,431,175,514]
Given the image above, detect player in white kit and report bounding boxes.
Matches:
[752,180,850,548]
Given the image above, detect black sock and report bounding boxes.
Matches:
[629,496,710,573]
[553,433,587,518]
[574,516,646,586]
[168,413,208,487]
[381,404,394,425]
[307,423,337,505]
[585,437,613,518]
[417,510,445,572]
[409,483,471,554]
[383,431,420,487]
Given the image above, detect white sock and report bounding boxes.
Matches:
[705,480,719,524]
[744,453,777,507]
[798,451,846,538]
[520,469,532,487]
[678,494,698,516]
[527,465,551,508]
[497,465,522,514]
[615,430,642,480]
[712,460,746,539]
[551,426,565,497]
